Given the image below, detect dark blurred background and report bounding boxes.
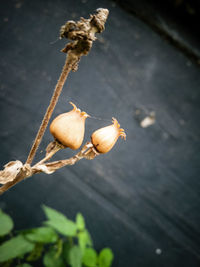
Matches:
[0,0,200,266]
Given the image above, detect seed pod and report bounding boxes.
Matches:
[50,102,89,149]
[91,118,126,154]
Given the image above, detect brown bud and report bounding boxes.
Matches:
[50,102,89,149]
[91,118,126,154]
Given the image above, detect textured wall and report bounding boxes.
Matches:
[0,0,200,266]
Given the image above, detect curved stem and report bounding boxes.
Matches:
[25,8,109,165]
[36,143,64,166]
[26,53,77,165]
[0,142,98,195]
[0,9,109,194]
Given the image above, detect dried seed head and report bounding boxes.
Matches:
[91,118,126,154]
[50,102,89,149]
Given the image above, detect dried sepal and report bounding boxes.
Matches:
[60,8,109,59]
[112,118,126,140]
[0,161,23,184]
[45,140,65,155]
[69,102,89,118]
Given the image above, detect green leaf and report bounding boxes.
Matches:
[0,235,35,262]
[0,209,14,236]
[78,230,93,253]
[43,205,77,236]
[24,227,58,243]
[98,248,114,267]
[43,250,65,267]
[68,246,82,267]
[76,213,85,231]
[82,248,97,267]
[45,220,77,237]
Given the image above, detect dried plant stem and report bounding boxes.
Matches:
[36,147,62,166]
[25,8,109,166]
[34,142,98,173]
[0,8,109,195]
[26,54,77,165]
[0,164,32,195]
[0,142,98,195]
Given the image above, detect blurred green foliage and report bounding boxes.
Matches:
[0,206,114,267]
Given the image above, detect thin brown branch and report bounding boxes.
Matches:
[0,8,109,195]
[0,142,98,195]
[26,8,109,166]
[34,142,98,173]
[36,141,65,166]
[25,54,75,165]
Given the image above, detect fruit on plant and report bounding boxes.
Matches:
[91,118,126,154]
[50,102,89,149]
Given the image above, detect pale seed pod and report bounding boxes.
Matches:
[91,118,126,154]
[50,102,89,149]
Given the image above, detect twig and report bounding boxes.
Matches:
[34,142,98,173]
[26,54,75,165]
[0,8,109,194]
[0,142,98,195]
[25,8,109,165]
[36,141,65,166]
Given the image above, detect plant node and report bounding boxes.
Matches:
[60,8,109,70]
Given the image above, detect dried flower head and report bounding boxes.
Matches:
[50,102,89,149]
[91,118,126,154]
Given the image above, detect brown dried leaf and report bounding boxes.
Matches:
[33,164,55,174]
[0,160,23,184]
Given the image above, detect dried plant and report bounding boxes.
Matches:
[0,8,126,195]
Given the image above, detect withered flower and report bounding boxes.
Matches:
[91,118,126,154]
[50,102,89,149]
